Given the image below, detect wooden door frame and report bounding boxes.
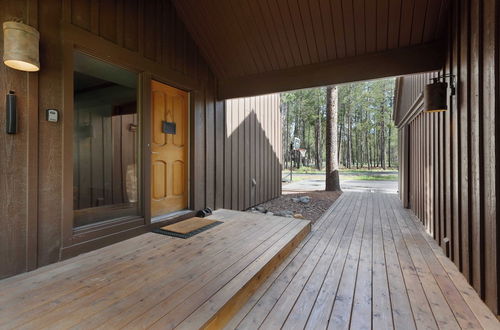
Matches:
[61,43,147,257]
[148,76,192,220]
[60,40,194,258]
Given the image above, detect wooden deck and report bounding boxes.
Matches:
[0,211,310,329]
[228,192,500,330]
[1,192,499,330]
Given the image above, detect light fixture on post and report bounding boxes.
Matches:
[423,74,455,113]
[3,21,40,72]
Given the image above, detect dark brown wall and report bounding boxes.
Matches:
[394,0,499,315]
[0,0,282,279]
[0,0,39,278]
[224,94,282,211]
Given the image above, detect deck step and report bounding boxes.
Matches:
[175,215,311,330]
[0,210,310,330]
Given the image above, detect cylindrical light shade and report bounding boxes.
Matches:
[424,81,448,112]
[3,21,40,72]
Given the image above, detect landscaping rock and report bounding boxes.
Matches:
[274,210,294,217]
[255,205,267,213]
[291,196,311,204]
[298,196,311,203]
[249,191,341,224]
[294,214,305,219]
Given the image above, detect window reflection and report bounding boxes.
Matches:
[73,52,140,228]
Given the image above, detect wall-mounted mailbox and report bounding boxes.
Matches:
[6,91,16,134]
[46,109,59,122]
[162,121,176,134]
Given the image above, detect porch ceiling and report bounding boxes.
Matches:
[172,0,449,99]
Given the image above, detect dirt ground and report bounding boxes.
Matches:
[253,191,342,224]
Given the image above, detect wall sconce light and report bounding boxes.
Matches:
[3,21,40,72]
[6,91,17,134]
[424,74,456,113]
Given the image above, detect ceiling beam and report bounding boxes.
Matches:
[218,41,446,99]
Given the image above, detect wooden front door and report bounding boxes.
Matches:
[151,81,188,217]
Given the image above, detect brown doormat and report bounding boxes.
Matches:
[153,217,223,239]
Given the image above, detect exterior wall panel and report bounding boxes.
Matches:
[224,94,282,211]
[394,0,499,314]
[0,0,282,279]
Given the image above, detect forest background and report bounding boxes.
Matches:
[281,78,397,172]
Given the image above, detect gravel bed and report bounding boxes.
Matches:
[248,191,342,224]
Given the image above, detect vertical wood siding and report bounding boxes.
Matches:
[394,0,499,314]
[0,0,282,278]
[224,94,282,211]
[0,0,38,279]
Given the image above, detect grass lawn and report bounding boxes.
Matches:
[282,170,398,183]
[342,174,398,181]
[339,168,398,173]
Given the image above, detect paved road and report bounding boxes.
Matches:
[282,174,398,194]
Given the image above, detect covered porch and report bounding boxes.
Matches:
[1,0,499,327]
[0,192,497,329]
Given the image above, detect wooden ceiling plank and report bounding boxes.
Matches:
[218,41,446,99]
[308,0,329,63]
[172,0,226,78]
[435,0,449,41]
[353,0,367,55]
[410,0,429,45]
[218,0,260,76]
[273,0,302,67]
[257,0,289,70]
[332,0,347,58]
[376,0,390,51]
[318,0,337,60]
[247,0,281,71]
[208,0,251,77]
[175,0,221,75]
[342,0,357,57]
[365,0,377,53]
[297,0,320,63]
[398,0,415,47]
[286,0,311,66]
[422,0,442,42]
[388,0,403,49]
[172,0,449,81]
[199,0,244,77]
[229,0,268,74]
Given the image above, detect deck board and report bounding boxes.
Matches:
[1,192,497,329]
[232,192,500,330]
[0,210,310,329]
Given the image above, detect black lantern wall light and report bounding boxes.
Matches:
[424,74,456,113]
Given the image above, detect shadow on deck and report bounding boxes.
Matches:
[0,211,309,329]
[229,192,499,330]
[0,192,498,329]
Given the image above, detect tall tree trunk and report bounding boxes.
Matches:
[379,101,386,169]
[365,132,370,169]
[285,103,290,169]
[388,124,392,168]
[315,106,322,169]
[338,117,343,167]
[326,86,341,191]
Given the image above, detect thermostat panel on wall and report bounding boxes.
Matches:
[46,109,59,123]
